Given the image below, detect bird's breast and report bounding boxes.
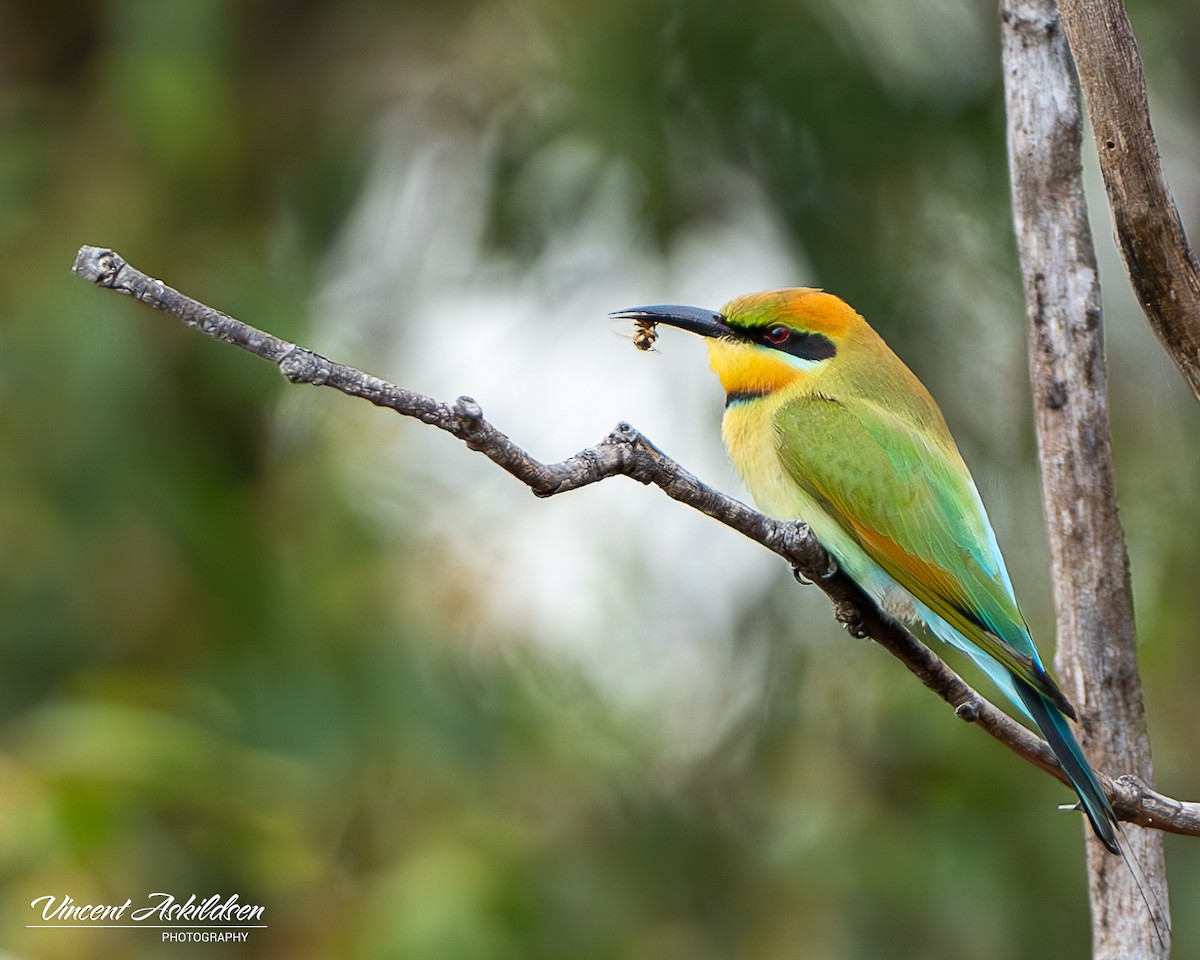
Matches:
[720,395,901,607]
[721,398,812,519]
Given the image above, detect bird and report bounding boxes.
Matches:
[611,287,1122,854]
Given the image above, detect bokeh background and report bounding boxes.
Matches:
[2,1,1198,957]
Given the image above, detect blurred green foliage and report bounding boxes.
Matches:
[2,0,1198,958]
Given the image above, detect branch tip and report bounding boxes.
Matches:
[73,245,124,287]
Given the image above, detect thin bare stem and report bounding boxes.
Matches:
[72,244,1200,840]
[1057,0,1200,401]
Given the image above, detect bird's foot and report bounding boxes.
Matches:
[834,601,869,639]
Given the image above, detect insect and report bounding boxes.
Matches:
[631,318,659,351]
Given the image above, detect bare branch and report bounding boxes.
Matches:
[72,244,1200,839]
[1056,0,1200,401]
[1002,1,1170,952]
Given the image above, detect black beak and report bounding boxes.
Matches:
[608,304,728,339]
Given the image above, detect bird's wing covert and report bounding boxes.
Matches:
[774,393,1064,704]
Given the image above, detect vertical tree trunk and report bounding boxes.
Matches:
[999,1,1170,956]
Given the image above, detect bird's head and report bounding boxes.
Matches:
[612,288,878,403]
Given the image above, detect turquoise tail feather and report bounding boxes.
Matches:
[908,598,1121,854]
[1014,679,1121,855]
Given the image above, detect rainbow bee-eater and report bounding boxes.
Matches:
[612,287,1121,855]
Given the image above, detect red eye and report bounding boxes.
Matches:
[764,325,791,345]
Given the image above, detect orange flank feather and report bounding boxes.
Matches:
[843,516,1039,677]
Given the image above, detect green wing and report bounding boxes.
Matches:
[774,393,1068,710]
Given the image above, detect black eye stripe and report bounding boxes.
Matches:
[750,327,837,361]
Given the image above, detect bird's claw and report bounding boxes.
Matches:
[835,601,869,638]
